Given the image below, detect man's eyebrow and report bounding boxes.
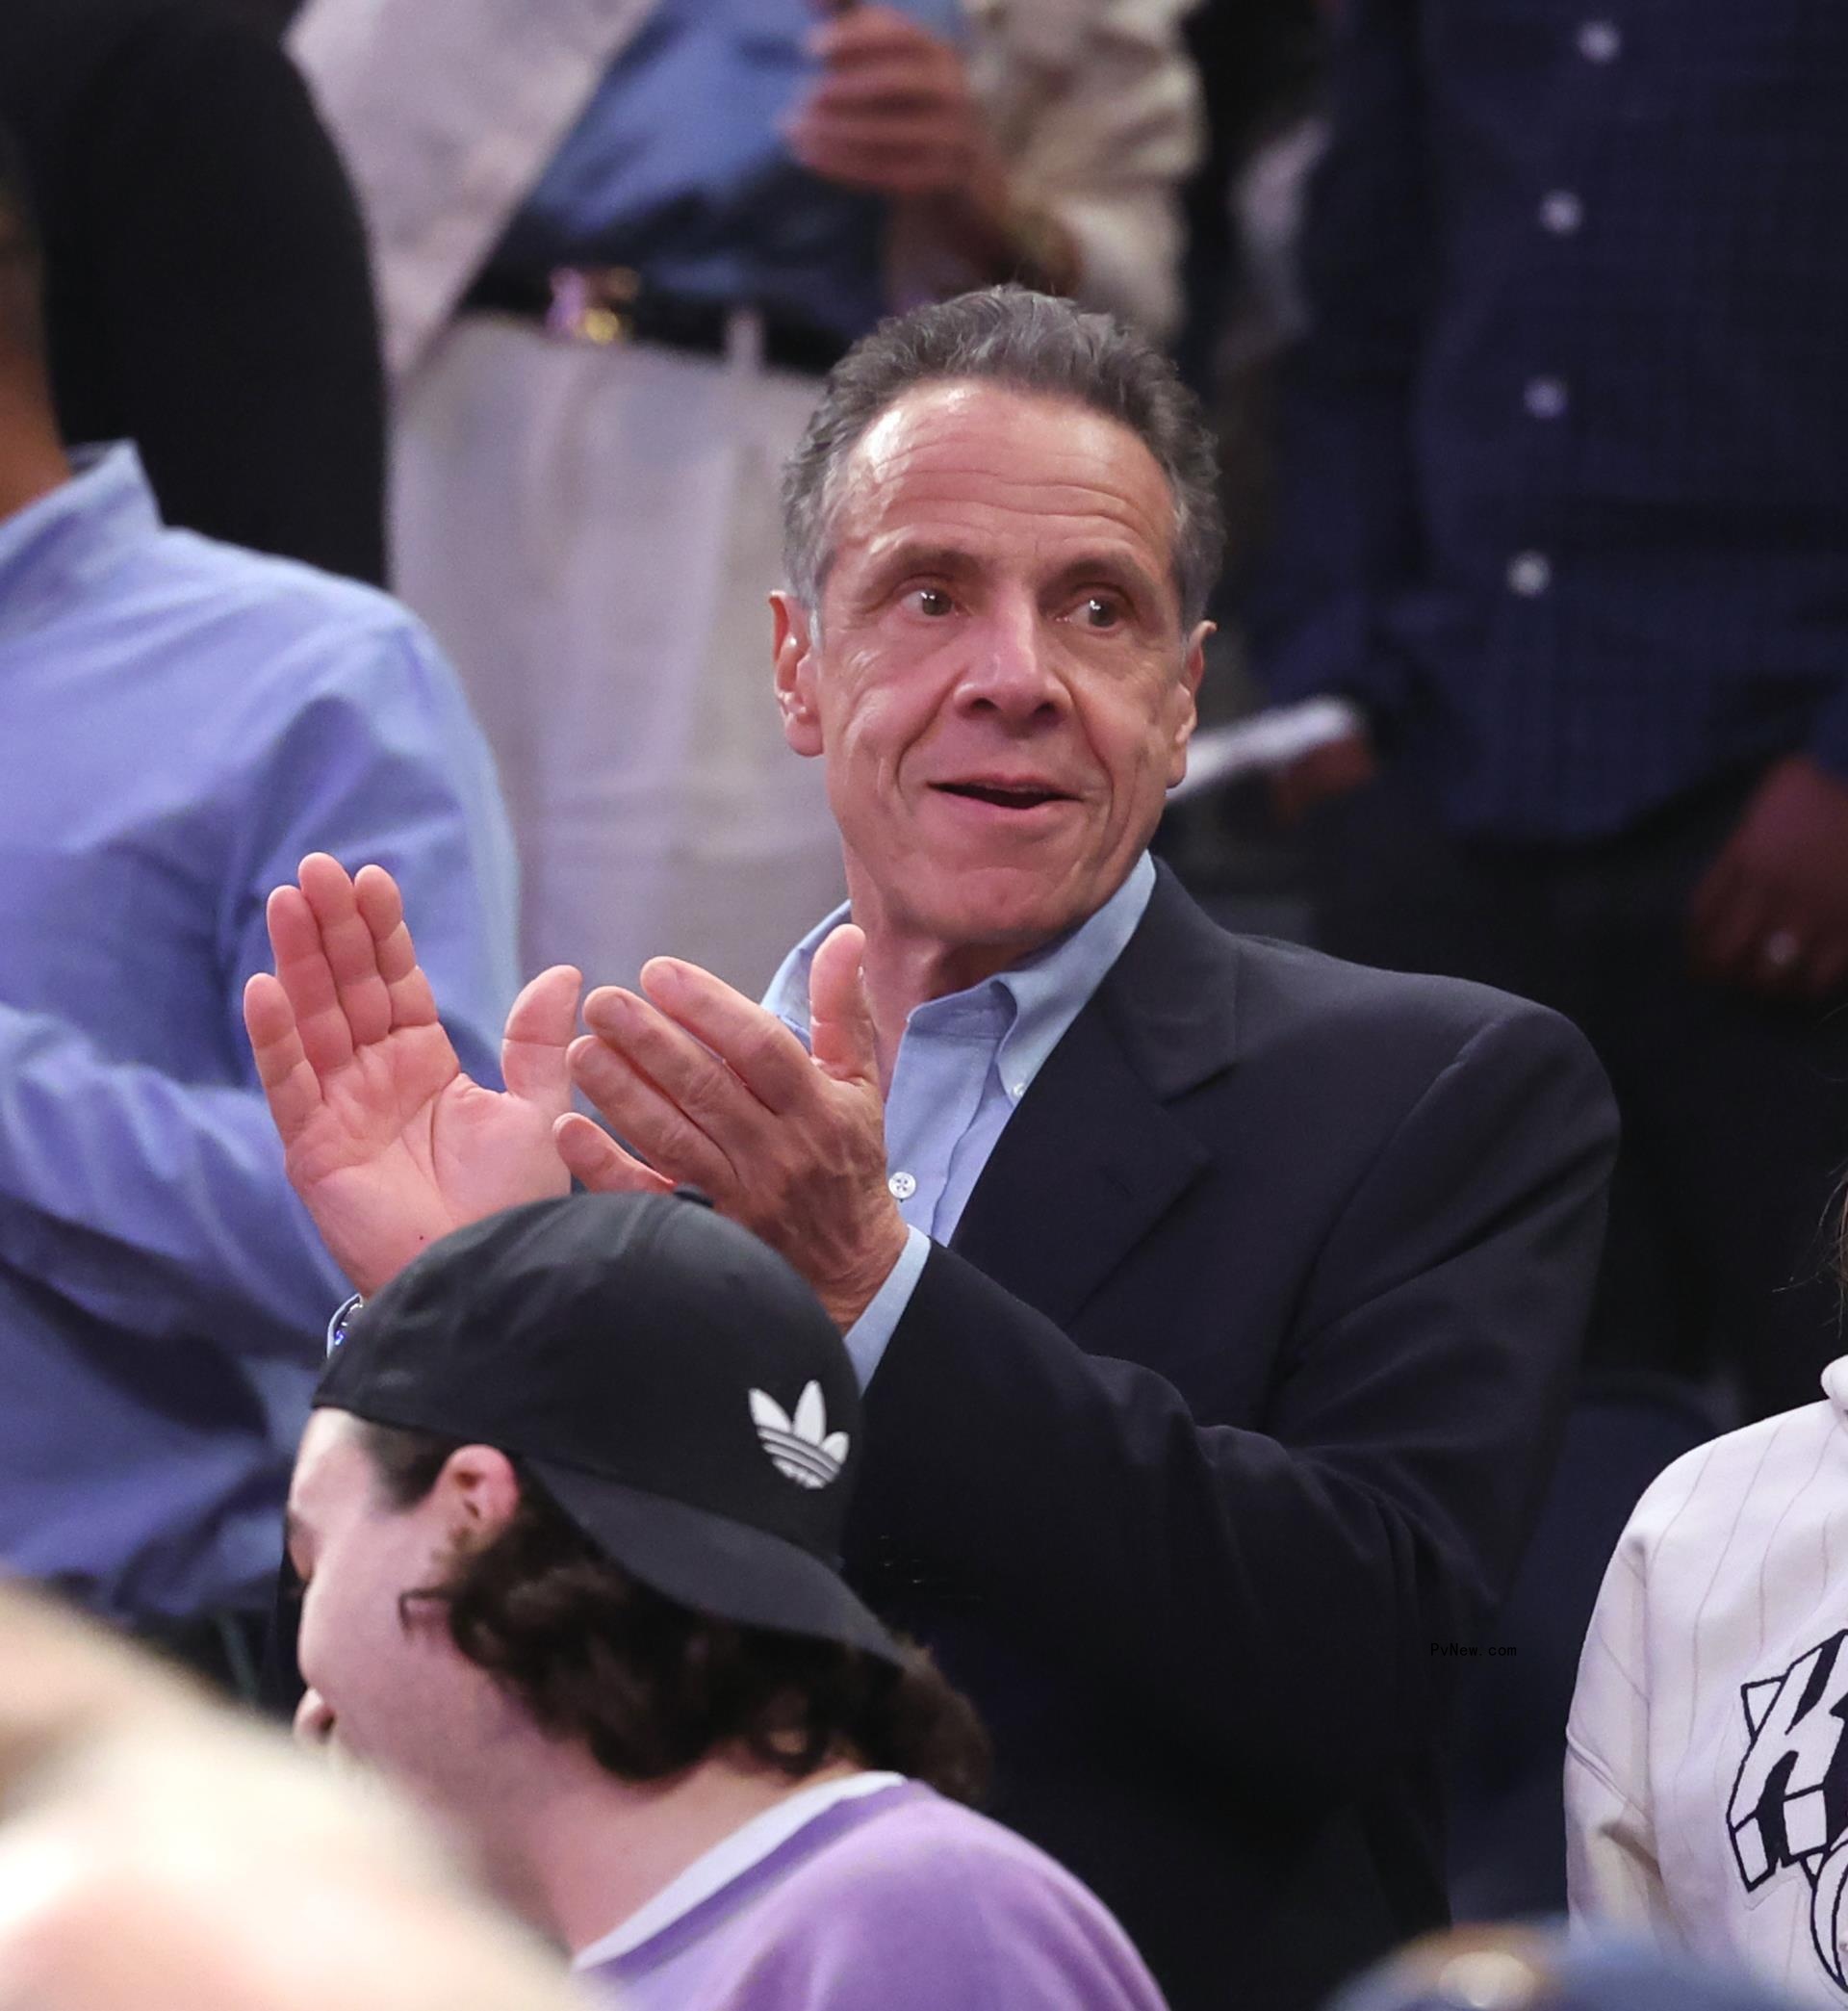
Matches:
[860,539,985,584]
[1045,551,1168,609]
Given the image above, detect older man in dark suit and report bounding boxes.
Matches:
[244,288,1616,2011]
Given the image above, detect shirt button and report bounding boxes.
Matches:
[1524,375,1569,420]
[1508,551,1553,597]
[887,1171,917,1201]
[1539,191,1583,236]
[1578,19,1622,62]
[1010,1081,1027,1101]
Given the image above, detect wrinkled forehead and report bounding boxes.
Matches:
[827,382,1182,594]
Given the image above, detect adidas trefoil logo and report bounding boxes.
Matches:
[750,1381,849,1490]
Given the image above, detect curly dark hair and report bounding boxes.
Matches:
[360,1423,989,1805]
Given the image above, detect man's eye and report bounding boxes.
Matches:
[905,586,954,618]
[1075,595,1123,631]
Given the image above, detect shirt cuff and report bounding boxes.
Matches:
[841,1226,932,1387]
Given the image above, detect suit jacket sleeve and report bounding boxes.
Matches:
[68,12,387,581]
[853,1001,1614,1803]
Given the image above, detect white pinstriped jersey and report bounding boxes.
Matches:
[1568,1361,1848,2008]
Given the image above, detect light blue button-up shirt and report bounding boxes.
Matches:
[0,447,518,1623]
[491,0,966,343]
[763,854,1156,1383]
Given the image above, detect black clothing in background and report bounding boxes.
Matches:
[1304,759,1848,1417]
[1172,0,1322,396]
[0,0,386,582]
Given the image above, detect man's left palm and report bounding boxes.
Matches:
[556,925,909,1329]
[1689,755,1848,1000]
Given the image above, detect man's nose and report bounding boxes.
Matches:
[956,603,1066,722]
[294,1687,336,1747]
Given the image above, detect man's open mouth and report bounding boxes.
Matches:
[933,782,1074,810]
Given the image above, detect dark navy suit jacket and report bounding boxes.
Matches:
[844,867,1618,2011]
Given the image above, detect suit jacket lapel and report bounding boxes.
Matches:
[949,868,1244,1328]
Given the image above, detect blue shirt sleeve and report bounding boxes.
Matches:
[0,614,517,1359]
[842,1225,933,1387]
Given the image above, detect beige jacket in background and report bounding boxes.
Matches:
[289,0,1202,380]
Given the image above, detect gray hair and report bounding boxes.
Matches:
[781,287,1224,629]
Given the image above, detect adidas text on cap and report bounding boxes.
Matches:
[314,1191,902,1665]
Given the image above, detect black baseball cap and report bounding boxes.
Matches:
[314,1191,901,1664]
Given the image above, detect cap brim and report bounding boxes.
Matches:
[526,1459,906,1667]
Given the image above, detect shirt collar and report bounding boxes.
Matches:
[570,1771,907,1970]
[0,444,162,643]
[763,852,1156,1077]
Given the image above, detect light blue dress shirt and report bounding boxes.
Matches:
[491,0,966,342]
[763,854,1156,1383]
[0,447,519,1623]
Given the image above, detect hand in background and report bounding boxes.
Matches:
[786,4,1078,292]
[1269,727,1380,827]
[1689,756,1848,1001]
[243,854,577,1295]
[787,5,990,199]
[557,923,909,1330]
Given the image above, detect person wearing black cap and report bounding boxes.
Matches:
[287,1188,1168,2011]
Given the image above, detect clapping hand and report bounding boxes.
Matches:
[243,855,578,1294]
[556,924,909,1330]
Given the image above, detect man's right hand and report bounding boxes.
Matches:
[243,854,578,1295]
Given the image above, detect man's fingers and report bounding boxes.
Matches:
[353,864,440,1033]
[297,853,393,1049]
[568,1034,736,1196]
[629,960,816,1114]
[790,109,959,151]
[552,1113,675,1197]
[808,924,880,1090]
[266,883,354,1076]
[808,7,940,65]
[501,966,582,1119]
[800,63,960,113]
[787,136,948,194]
[243,972,324,1145]
[1687,853,1752,975]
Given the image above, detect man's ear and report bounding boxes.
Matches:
[772,591,825,759]
[432,1446,522,1544]
[1166,621,1214,787]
